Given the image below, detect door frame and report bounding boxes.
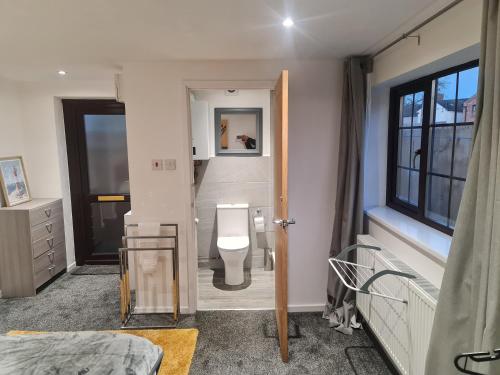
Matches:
[182,80,276,313]
[62,99,127,265]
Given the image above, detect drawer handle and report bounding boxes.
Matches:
[45,223,53,233]
[47,251,55,262]
[44,208,52,218]
[48,265,56,273]
[46,238,54,248]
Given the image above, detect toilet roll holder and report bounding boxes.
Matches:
[119,223,180,329]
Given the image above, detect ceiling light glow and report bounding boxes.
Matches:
[282,17,294,28]
[58,70,67,76]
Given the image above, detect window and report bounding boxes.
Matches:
[387,61,479,234]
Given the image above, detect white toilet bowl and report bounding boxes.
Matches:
[217,236,249,285]
[216,204,249,286]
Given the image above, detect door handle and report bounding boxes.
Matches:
[98,195,125,202]
[273,218,296,228]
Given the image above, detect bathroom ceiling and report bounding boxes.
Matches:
[0,0,455,81]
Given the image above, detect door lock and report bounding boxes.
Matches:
[273,218,296,228]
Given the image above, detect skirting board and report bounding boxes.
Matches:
[288,304,325,313]
[66,262,76,273]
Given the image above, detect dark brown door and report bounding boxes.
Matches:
[62,100,130,265]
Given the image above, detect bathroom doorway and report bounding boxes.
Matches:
[189,88,276,311]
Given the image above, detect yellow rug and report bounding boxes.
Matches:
[8,329,198,375]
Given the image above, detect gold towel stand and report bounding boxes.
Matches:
[119,223,180,329]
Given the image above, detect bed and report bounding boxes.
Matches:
[0,331,163,375]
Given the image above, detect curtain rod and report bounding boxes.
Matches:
[371,0,465,58]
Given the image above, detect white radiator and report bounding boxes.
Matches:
[356,235,438,375]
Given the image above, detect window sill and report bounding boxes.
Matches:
[365,206,451,266]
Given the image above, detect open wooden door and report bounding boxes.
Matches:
[273,70,293,362]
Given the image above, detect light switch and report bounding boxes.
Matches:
[152,159,163,171]
[164,159,176,170]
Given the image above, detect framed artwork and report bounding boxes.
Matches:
[214,108,263,156]
[0,156,31,207]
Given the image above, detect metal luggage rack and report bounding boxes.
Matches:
[328,244,416,304]
[119,223,179,329]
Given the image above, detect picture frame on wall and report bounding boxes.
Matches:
[214,108,263,156]
[0,156,31,207]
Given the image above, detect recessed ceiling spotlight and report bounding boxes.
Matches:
[58,70,67,76]
[282,17,294,28]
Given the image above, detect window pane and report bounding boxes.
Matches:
[84,114,129,195]
[90,201,131,254]
[398,129,412,167]
[411,128,421,169]
[458,66,479,123]
[453,125,473,179]
[401,95,413,127]
[449,179,465,228]
[434,73,457,124]
[413,91,424,127]
[409,171,419,206]
[426,175,451,226]
[428,126,453,175]
[397,168,409,202]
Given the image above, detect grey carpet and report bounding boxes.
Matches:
[0,271,394,374]
[71,264,120,275]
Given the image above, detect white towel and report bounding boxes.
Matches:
[138,222,160,274]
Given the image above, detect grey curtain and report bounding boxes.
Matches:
[425,1,500,374]
[324,56,372,334]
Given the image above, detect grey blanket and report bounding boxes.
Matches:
[0,332,163,375]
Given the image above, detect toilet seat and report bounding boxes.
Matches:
[217,236,249,251]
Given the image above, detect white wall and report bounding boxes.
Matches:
[0,77,24,168]
[372,0,482,86]
[193,89,271,156]
[13,79,114,267]
[366,0,483,286]
[121,59,343,312]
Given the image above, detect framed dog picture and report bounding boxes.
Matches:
[0,156,31,207]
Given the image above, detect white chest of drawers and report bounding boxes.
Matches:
[0,198,67,297]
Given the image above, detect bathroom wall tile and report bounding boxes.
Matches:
[196,206,216,232]
[195,182,220,207]
[196,226,218,259]
[213,156,271,183]
[215,182,270,207]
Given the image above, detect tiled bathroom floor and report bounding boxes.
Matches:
[197,266,275,310]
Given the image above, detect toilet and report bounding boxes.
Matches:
[216,203,249,285]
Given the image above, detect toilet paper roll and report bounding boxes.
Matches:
[253,216,265,233]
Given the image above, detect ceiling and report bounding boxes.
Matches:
[0,0,452,81]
